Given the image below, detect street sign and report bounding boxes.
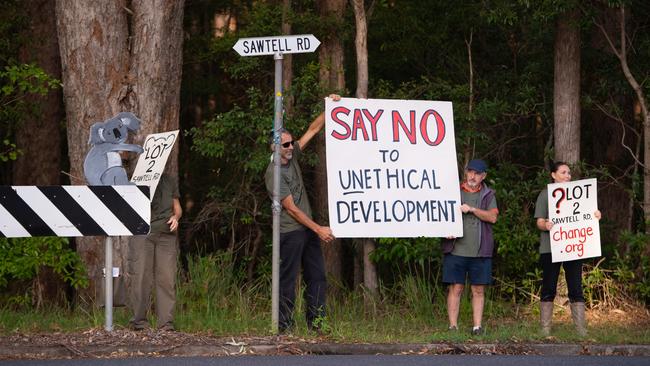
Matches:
[233,34,320,56]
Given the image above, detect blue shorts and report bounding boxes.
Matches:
[442,254,493,285]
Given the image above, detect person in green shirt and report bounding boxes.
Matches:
[128,173,182,331]
[264,94,340,333]
[534,161,601,337]
[441,159,498,336]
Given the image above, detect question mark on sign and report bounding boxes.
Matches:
[552,187,565,214]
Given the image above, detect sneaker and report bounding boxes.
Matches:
[129,321,150,331]
[448,325,458,331]
[158,324,175,332]
[471,326,484,336]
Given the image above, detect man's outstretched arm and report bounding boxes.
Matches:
[297,94,341,150]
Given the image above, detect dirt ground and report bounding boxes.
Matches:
[0,306,648,360]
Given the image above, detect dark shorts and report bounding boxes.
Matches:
[442,254,493,285]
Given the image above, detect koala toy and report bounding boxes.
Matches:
[83,112,144,185]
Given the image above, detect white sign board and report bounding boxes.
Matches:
[131,130,178,197]
[325,97,463,238]
[548,178,601,262]
[233,34,320,56]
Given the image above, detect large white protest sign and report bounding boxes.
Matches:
[548,178,601,262]
[325,97,462,238]
[130,130,178,197]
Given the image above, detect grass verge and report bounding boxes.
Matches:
[1,254,649,344]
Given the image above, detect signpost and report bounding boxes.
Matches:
[233,34,320,333]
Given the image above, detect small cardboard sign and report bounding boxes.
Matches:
[548,178,601,262]
[130,130,178,197]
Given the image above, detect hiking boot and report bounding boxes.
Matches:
[540,301,553,336]
[570,302,587,337]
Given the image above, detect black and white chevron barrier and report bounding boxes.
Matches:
[0,185,150,238]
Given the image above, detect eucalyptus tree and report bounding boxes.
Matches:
[554,6,582,165]
[315,0,347,287]
[56,0,184,301]
[350,0,378,297]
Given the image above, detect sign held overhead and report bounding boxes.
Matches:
[233,34,320,56]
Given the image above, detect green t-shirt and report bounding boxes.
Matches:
[452,189,497,257]
[150,174,180,234]
[534,188,551,254]
[264,144,312,233]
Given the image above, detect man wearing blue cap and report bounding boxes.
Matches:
[441,159,498,336]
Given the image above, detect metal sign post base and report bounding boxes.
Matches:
[105,236,113,331]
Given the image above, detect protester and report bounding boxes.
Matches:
[128,173,182,331]
[441,159,498,336]
[534,161,601,336]
[264,94,340,333]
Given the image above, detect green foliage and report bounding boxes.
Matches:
[0,0,26,64]
[374,237,442,269]
[176,252,269,333]
[0,237,88,306]
[0,64,60,97]
[611,231,650,303]
[482,0,579,26]
[190,88,271,172]
[490,163,545,280]
[0,63,61,164]
[582,260,620,308]
[0,139,19,162]
[488,165,545,303]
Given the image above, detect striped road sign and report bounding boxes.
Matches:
[0,186,150,238]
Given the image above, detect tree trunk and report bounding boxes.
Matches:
[351,0,378,298]
[553,9,581,165]
[281,0,294,117]
[15,0,66,307]
[56,0,184,303]
[352,0,368,99]
[15,0,63,186]
[316,0,346,287]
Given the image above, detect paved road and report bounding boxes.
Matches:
[3,355,649,366]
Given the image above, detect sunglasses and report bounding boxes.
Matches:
[281,140,294,148]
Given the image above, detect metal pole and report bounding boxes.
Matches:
[271,52,284,333]
[104,236,113,331]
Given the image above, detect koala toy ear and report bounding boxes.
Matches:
[88,122,104,144]
[116,112,142,132]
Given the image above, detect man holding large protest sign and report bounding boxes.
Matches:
[264,94,340,333]
[441,159,498,336]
